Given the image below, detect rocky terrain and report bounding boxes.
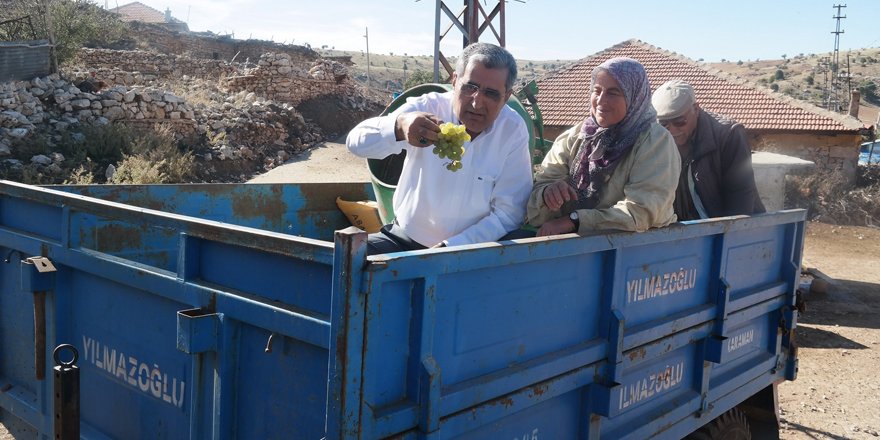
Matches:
[0,51,382,184]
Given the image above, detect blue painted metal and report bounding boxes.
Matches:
[0,180,804,439]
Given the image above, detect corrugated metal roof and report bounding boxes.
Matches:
[534,39,863,133]
[0,40,51,82]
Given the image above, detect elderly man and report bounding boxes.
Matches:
[651,80,765,221]
[347,42,532,254]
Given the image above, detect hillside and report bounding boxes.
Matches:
[317,48,573,95]
[707,48,880,123]
[322,46,880,124]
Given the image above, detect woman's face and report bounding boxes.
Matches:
[590,70,627,127]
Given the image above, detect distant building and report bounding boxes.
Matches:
[533,39,869,181]
[110,1,189,33]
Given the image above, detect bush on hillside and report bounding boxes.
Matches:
[1,0,127,65]
[405,70,438,90]
[109,125,195,184]
[786,166,880,226]
[2,123,195,185]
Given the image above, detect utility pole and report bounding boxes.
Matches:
[829,4,846,112]
[363,27,371,92]
[430,0,509,82]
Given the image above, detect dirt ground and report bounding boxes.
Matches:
[1,140,878,439]
[778,221,880,440]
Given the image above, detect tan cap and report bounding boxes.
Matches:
[652,80,696,120]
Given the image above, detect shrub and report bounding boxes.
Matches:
[60,123,136,167]
[404,69,437,89]
[108,124,195,184]
[2,0,127,65]
[63,161,96,185]
[786,168,880,226]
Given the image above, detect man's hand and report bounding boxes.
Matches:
[542,180,578,211]
[537,217,577,237]
[395,112,442,147]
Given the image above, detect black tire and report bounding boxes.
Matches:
[685,407,752,440]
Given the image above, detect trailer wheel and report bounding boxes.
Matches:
[686,407,751,440]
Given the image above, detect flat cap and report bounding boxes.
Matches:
[652,79,696,120]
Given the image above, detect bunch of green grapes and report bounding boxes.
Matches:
[432,122,470,171]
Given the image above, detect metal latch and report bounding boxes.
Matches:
[21,256,56,381]
[24,256,56,273]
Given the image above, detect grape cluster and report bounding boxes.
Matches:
[432,122,471,171]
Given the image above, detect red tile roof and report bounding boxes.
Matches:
[534,40,863,133]
[110,1,183,25]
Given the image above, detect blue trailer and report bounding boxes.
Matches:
[0,180,802,439]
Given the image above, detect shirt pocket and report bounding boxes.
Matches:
[466,174,497,212]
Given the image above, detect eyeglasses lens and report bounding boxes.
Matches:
[660,118,688,128]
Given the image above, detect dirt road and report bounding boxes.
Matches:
[779,222,880,440]
[247,135,371,184]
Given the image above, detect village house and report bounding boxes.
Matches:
[533,39,869,183]
[109,1,189,33]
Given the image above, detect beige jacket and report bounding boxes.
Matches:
[527,121,680,232]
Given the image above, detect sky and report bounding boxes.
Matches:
[109,0,880,62]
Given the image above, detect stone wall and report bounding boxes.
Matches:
[223,53,358,106]
[73,48,238,83]
[126,21,318,65]
[751,132,861,184]
[0,74,194,129]
[0,74,198,176]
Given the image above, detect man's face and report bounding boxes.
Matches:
[659,104,699,147]
[451,61,511,137]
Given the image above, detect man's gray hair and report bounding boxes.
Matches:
[455,42,518,91]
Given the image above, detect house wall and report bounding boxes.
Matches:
[750,132,861,183]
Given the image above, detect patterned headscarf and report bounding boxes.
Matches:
[568,57,656,209]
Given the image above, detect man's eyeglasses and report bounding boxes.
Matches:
[659,116,689,128]
[459,82,506,102]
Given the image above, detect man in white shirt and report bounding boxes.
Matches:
[347,42,533,254]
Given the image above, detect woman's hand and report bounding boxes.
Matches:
[542,180,578,211]
[537,217,577,237]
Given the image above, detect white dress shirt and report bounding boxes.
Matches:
[347,91,532,247]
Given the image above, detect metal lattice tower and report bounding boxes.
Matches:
[828,4,846,111]
[431,0,508,83]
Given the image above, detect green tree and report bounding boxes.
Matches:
[3,0,127,66]
[774,69,785,80]
[404,69,436,89]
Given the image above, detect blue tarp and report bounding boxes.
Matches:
[860,141,880,165]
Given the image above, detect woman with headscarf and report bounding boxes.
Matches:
[527,57,680,236]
